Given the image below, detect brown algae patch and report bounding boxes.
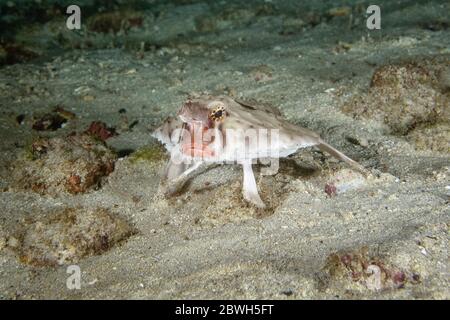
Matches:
[128,144,169,165]
[6,207,135,267]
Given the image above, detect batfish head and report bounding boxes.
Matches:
[176,95,293,160]
[176,96,233,158]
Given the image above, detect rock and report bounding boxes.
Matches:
[32,113,67,131]
[342,59,450,136]
[85,121,117,141]
[324,168,366,196]
[10,207,135,266]
[87,10,143,34]
[322,248,417,293]
[31,107,75,131]
[10,133,116,196]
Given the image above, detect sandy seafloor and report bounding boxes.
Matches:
[0,0,448,299]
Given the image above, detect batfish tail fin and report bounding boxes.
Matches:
[317,141,368,175]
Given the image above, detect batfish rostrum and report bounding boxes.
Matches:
[152,95,367,208]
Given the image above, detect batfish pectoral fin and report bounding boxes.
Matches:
[164,159,188,182]
[163,160,202,196]
[241,160,266,208]
[162,159,214,197]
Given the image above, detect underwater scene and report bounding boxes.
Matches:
[0,0,448,300]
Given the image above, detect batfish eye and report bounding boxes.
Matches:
[209,104,226,122]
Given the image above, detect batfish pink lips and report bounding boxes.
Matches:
[180,121,215,158]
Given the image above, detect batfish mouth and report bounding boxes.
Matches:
[179,120,216,158]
